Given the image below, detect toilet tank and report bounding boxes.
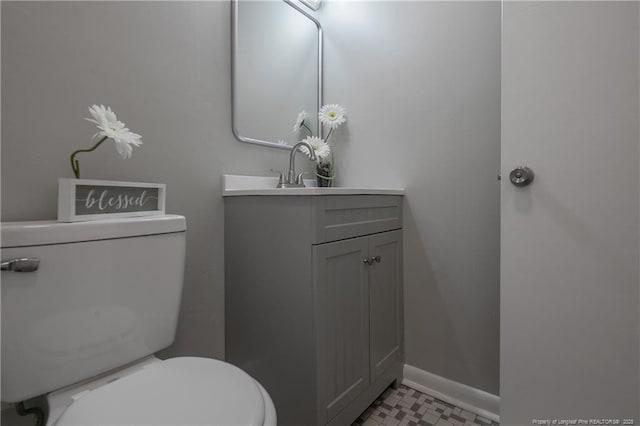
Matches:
[1,215,186,403]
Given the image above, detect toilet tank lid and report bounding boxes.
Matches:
[1,215,186,248]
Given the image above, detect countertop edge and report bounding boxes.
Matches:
[222,188,405,197]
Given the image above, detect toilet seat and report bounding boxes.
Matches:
[53,357,274,426]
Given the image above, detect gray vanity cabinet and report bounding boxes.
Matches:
[368,231,402,384]
[314,237,370,422]
[315,229,402,425]
[225,194,403,426]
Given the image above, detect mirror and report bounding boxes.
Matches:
[232,0,323,149]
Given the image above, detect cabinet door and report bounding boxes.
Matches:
[314,237,370,423]
[369,230,402,382]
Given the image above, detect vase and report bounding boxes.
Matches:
[316,162,333,187]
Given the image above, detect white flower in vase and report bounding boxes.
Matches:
[291,103,346,187]
[318,104,347,129]
[70,104,142,178]
[300,136,331,162]
[85,105,142,159]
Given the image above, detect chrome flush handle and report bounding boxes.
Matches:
[1,258,40,272]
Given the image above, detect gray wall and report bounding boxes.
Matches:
[1,1,291,361]
[1,0,501,401]
[319,1,501,394]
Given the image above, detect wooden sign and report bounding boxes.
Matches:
[58,178,166,222]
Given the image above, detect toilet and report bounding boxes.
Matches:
[1,215,276,426]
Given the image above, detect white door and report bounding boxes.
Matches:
[501,2,639,424]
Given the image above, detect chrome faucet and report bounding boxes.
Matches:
[275,141,316,188]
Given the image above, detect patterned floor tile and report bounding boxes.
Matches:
[352,384,499,426]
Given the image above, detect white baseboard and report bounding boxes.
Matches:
[402,364,500,423]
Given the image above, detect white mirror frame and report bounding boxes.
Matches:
[231,0,324,150]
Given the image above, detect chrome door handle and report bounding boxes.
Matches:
[372,255,381,263]
[1,258,40,272]
[509,166,534,187]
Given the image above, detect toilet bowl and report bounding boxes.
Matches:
[1,215,276,425]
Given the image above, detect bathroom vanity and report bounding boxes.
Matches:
[223,176,404,426]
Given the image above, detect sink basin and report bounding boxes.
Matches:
[222,175,405,196]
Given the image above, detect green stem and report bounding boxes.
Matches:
[325,127,334,142]
[314,170,336,179]
[70,136,108,179]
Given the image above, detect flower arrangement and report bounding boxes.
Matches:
[70,105,142,179]
[293,104,347,187]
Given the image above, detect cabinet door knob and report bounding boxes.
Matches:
[363,256,381,266]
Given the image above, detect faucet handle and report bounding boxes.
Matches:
[295,171,309,185]
[270,169,285,187]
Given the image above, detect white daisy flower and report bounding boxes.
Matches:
[293,110,309,132]
[85,104,142,159]
[318,104,347,129]
[299,136,331,162]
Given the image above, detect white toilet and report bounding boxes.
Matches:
[1,215,276,426]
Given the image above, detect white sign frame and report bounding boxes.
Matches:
[58,178,166,222]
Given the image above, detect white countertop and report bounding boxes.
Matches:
[222,175,405,197]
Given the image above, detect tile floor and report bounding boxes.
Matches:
[353,384,499,426]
